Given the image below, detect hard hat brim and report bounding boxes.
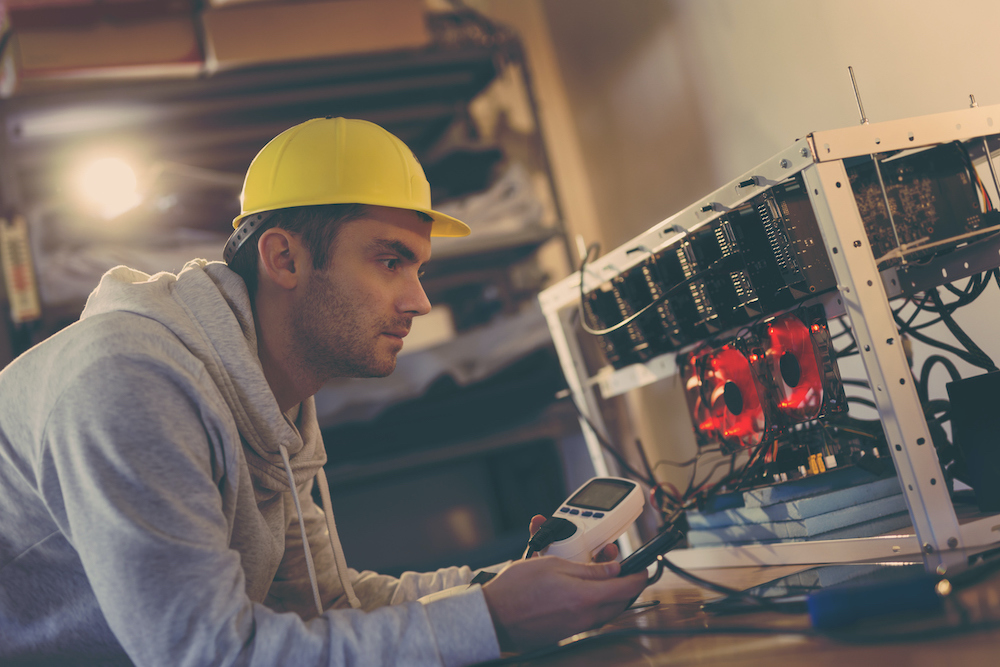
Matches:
[232,204,470,238]
[422,208,471,238]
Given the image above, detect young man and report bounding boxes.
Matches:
[0,118,647,665]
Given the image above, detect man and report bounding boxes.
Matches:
[0,117,647,665]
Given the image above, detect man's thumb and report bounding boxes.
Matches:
[571,559,621,580]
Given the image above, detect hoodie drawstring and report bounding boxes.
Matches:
[316,466,361,609]
[279,443,325,617]
[278,443,361,616]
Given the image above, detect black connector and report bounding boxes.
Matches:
[523,517,577,559]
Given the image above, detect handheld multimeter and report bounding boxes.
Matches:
[417,477,645,604]
[539,476,644,562]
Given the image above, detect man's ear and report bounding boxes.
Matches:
[257,228,303,290]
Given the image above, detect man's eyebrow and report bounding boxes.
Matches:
[370,238,417,262]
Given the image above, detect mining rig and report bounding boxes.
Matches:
[539,101,1000,571]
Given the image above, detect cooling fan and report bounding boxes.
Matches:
[761,310,846,424]
[764,313,824,422]
[680,348,718,446]
[707,343,773,449]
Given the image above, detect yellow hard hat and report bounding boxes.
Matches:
[226,117,469,261]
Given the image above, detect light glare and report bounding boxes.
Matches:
[77,157,141,219]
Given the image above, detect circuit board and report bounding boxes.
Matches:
[846,142,994,266]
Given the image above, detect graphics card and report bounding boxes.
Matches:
[679,306,846,454]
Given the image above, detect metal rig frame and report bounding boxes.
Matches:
[539,103,1000,572]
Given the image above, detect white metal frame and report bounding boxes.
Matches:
[539,103,1000,570]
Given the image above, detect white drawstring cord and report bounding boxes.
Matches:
[316,466,361,609]
[278,443,325,618]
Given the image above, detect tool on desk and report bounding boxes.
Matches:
[700,561,933,621]
[525,476,645,561]
[699,547,1000,630]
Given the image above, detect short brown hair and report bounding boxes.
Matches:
[228,203,370,304]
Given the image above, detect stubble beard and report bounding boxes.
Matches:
[291,269,403,381]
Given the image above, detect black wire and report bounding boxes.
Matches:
[652,453,706,470]
[847,396,879,410]
[634,437,658,487]
[658,554,742,596]
[913,275,990,314]
[899,322,991,368]
[917,354,963,405]
[928,289,997,371]
[700,442,764,502]
[892,297,913,317]
[564,396,656,487]
[836,340,858,358]
[685,456,737,500]
[576,242,605,334]
[903,291,932,328]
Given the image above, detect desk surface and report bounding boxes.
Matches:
[502,563,1000,666]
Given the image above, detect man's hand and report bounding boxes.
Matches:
[528,514,618,562]
[480,556,648,652]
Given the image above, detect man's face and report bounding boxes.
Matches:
[290,205,432,380]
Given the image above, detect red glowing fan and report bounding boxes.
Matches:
[708,345,769,448]
[764,314,824,423]
[679,349,718,445]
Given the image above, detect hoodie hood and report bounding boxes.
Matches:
[80,259,326,492]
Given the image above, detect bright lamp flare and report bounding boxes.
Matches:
[77,157,141,218]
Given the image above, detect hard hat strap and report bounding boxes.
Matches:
[224,212,274,265]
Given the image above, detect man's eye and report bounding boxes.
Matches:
[381,258,399,270]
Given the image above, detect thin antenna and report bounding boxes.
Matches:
[970,94,979,108]
[848,66,868,125]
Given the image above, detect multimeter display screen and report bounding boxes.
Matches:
[568,479,634,511]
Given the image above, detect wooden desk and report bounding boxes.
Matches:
[498,563,1000,666]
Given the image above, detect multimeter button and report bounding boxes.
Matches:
[559,507,570,513]
[581,511,593,517]
[569,509,580,515]
[592,512,605,518]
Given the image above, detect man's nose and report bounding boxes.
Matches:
[401,276,432,316]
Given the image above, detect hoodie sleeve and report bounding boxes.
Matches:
[38,353,500,667]
[266,481,494,610]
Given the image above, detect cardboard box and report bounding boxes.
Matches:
[201,0,430,72]
[2,9,202,94]
[5,0,194,29]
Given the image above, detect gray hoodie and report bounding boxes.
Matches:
[0,259,501,666]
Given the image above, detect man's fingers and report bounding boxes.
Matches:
[591,570,649,603]
[529,514,547,537]
[593,543,619,563]
[481,556,650,653]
